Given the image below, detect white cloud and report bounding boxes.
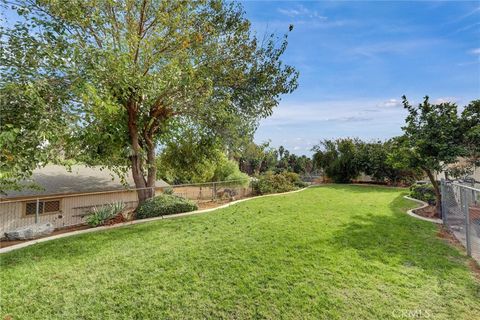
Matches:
[468,48,480,55]
[461,7,480,20]
[259,99,408,127]
[457,60,480,67]
[433,97,458,104]
[350,39,442,58]
[448,6,480,24]
[378,99,402,108]
[277,5,327,20]
[455,22,480,33]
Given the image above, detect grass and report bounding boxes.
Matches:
[1,185,479,319]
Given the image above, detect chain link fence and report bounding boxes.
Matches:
[0,179,253,238]
[441,179,480,263]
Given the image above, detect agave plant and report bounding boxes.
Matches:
[86,202,126,227]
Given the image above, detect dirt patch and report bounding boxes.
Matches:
[195,192,257,210]
[437,227,462,248]
[0,224,90,248]
[437,226,480,280]
[414,205,440,219]
[197,198,243,210]
[469,260,480,281]
[103,213,128,226]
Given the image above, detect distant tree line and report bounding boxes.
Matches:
[236,142,315,176]
[312,138,423,185]
[313,97,479,216]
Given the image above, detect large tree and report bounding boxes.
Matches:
[0,16,80,192]
[399,96,463,215]
[312,138,359,183]
[1,0,298,201]
[356,139,422,185]
[237,141,273,176]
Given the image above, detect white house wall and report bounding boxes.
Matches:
[0,184,251,238]
[0,190,140,237]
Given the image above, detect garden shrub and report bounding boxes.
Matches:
[409,183,436,205]
[283,172,308,188]
[136,194,197,219]
[86,202,126,227]
[253,171,306,195]
[213,157,250,185]
[163,187,174,195]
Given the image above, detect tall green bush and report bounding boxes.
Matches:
[312,139,359,183]
[409,183,436,205]
[213,156,250,186]
[252,171,305,195]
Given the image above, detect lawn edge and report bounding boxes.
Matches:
[0,187,309,254]
[403,195,442,224]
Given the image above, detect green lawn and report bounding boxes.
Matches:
[1,185,479,319]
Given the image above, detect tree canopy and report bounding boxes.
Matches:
[1,0,298,200]
[312,138,359,183]
[394,96,464,214]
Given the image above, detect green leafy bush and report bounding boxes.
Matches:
[312,138,359,183]
[409,183,436,205]
[136,194,198,219]
[86,202,126,227]
[163,187,174,195]
[213,157,250,186]
[283,172,308,188]
[252,171,306,195]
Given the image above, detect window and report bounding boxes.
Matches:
[25,200,61,215]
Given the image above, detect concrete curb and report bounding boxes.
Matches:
[403,196,442,224]
[0,187,309,254]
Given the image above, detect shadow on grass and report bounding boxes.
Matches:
[310,184,406,194]
[328,194,474,279]
[0,220,171,268]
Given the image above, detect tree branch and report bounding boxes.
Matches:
[133,0,148,64]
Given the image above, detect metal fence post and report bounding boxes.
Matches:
[461,187,472,257]
[35,198,40,224]
[440,179,446,224]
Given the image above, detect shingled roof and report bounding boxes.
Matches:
[1,165,169,199]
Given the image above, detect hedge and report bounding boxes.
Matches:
[136,194,198,219]
[409,183,436,205]
[252,171,307,195]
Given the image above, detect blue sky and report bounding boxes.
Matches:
[242,1,480,155]
[2,1,479,156]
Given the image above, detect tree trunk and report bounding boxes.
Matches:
[127,100,151,204]
[145,138,157,199]
[131,155,151,204]
[424,168,442,217]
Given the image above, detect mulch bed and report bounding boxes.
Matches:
[103,213,128,226]
[414,205,440,219]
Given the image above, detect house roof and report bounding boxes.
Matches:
[1,165,169,200]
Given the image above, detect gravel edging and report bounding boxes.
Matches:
[0,187,309,254]
[404,195,442,224]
